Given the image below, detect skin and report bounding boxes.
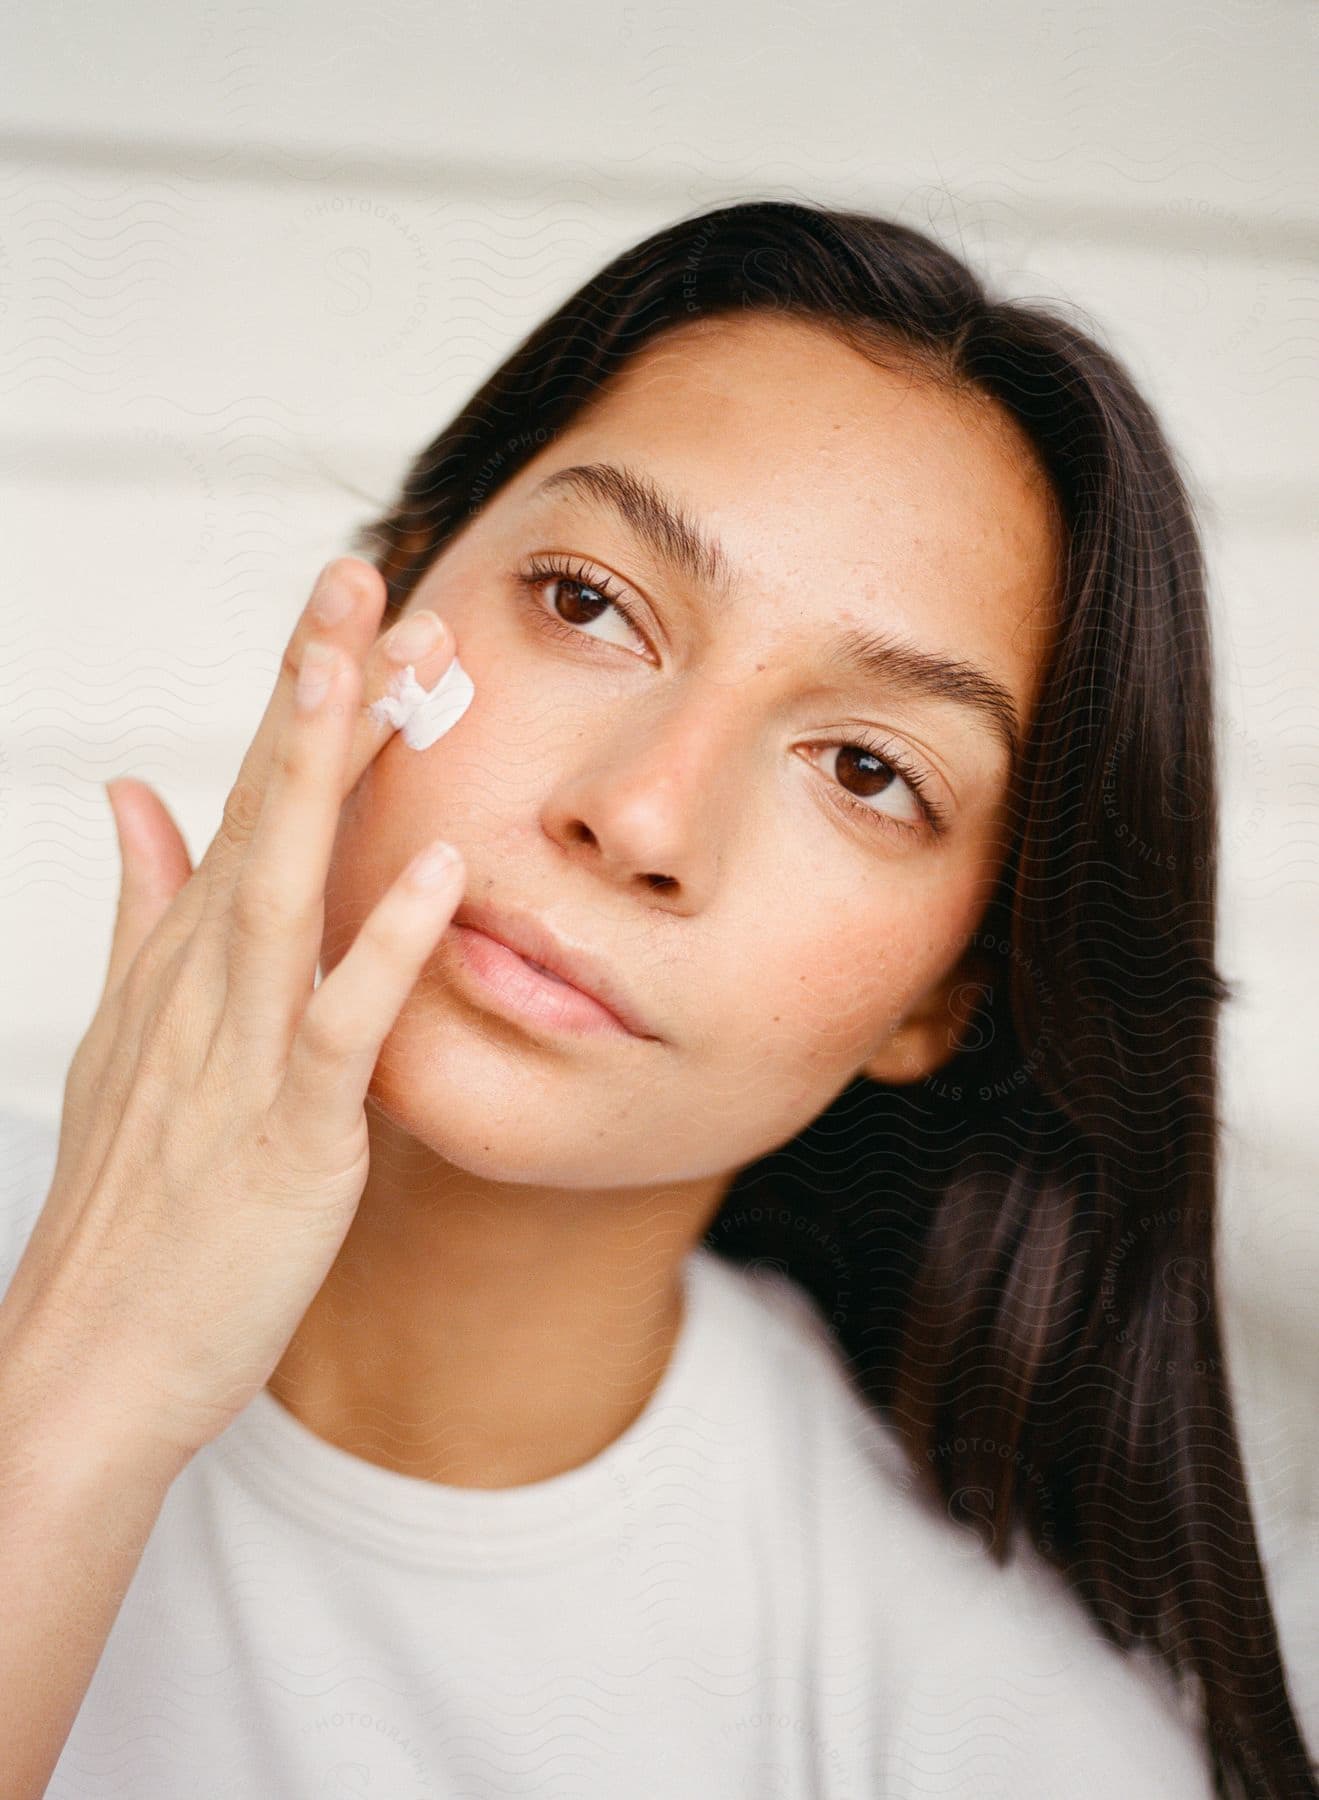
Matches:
[266,312,1065,1487]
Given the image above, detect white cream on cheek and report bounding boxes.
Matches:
[368,656,476,749]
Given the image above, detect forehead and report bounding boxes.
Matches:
[514,314,1064,713]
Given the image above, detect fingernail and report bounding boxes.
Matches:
[384,608,444,665]
[310,567,353,628]
[406,838,462,887]
[296,640,337,710]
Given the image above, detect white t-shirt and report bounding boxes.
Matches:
[0,1107,1214,1799]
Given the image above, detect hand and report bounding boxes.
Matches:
[0,557,466,1476]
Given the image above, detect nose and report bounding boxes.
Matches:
[539,692,744,906]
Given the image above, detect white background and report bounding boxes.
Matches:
[1,0,1316,1749]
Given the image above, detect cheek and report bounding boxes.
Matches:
[722,886,981,1067]
[321,753,436,969]
[320,681,522,975]
[766,943,903,1061]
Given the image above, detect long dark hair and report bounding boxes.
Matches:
[349,199,1316,1798]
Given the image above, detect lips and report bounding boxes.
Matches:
[450,899,658,1040]
[520,957,571,985]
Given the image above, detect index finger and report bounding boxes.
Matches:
[198,557,399,892]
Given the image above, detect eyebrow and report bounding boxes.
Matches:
[530,460,1023,768]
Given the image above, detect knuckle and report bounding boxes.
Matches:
[118,931,171,1014]
[136,976,203,1076]
[230,869,316,938]
[202,1022,277,1110]
[218,779,263,848]
[136,909,196,982]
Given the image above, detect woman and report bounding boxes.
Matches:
[1,199,1313,1797]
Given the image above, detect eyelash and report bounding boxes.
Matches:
[514,556,949,840]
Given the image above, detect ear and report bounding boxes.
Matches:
[859,949,997,1087]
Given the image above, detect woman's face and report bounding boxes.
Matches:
[322,313,1063,1188]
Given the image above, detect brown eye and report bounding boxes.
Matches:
[519,558,648,655]
[808,737,932,833]
[550,577,612,627]
[835,743,900,800]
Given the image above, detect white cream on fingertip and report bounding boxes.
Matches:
[368,655,476,750]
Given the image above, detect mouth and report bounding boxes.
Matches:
[445,899,659,1042]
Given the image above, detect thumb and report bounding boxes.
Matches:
[101,777,195,999]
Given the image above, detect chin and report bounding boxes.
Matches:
[361,1003,624,1189]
